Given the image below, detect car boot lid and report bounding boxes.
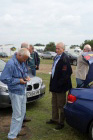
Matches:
[69,88,93,100]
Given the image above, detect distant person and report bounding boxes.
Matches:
[21,42,29,49]
[0,48,30,140]
[46,42,72,130]
[27,45,40,76]
[21,42,32,123]
[76,44,92,87]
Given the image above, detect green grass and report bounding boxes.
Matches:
[24,73,88,140]
[40,59,53,64]
[0,59,89,140]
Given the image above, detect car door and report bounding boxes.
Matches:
[44,52,51,59]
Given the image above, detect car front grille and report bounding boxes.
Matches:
[27,85,32,91]
[33,83,39,89]
[27,83,39,91]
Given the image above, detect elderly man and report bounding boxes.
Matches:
[21,42,29,49]
[21,42,32,123]
[46,42,72,130]
[76,44,91,88]
[27,45,40,76]
[0,48,30,140]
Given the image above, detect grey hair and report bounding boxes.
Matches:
[29,44,34,49]
[84,44,91,51]
[21,42,29,49]
[18,48,30,57]
[56,42,65,50]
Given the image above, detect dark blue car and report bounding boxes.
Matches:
[64,52,93,140]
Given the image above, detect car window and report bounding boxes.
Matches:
[67,53,78,57]
[44,52,47,54]
[67,53,72,56]
[46,52,50,54]
[0,60,6,72]
[0,53,3,55]
[44,52,50,55]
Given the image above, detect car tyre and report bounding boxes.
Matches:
[89,121,93,140]
[73,60,77,66]
[51,56,54,59]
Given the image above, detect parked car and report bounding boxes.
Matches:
[0,52,8,58]
[36,51,43,58]
[74,49,82,55]
[0,59,46,108]
[64,52,93,140]
[41,51,57,59]
[65,52,78,66]
[64,86,93,139]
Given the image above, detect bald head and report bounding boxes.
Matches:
[21,42,29,49]
[83,44,91,52]
[56,42,65,55]
[29,44,34,54]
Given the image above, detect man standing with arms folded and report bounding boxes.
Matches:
[76,44,91,88]
[0,48,30,140]
[46,42,72,130]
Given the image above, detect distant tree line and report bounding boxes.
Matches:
[44,40,93,52]
[70,45,80,49]
[34,39,93,52]
[44,42,56,52]
[34,43,45,46]
[10,47,16,51]
[80,39,93,51]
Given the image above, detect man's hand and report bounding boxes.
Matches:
[20,78,27,84]
[36,65,38,68]
[24,76,31,81]
[36,65,39,70]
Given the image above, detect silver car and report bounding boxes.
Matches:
[41,51,57,59]
[0,59,46,108]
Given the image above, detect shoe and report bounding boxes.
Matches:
[55,123,64,130]
[23,117,31,123]
[46,119,56,124]
[8,138,20,140]
[22,124,26,128]
[17,132,26,137]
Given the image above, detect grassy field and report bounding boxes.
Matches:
[24,73,88,140]
[0,58,89,140]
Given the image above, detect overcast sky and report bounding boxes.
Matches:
[0,0,93,47]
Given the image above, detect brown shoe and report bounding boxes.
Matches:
[55,123,64,130]
[22,124,26,128]
[23,117,31,123]
[46,119,56,124]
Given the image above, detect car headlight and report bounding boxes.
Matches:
[0,86,8,92]
[40,79,43,86]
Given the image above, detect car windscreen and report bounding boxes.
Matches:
[68,53,78,57]
[0,59,6,72]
